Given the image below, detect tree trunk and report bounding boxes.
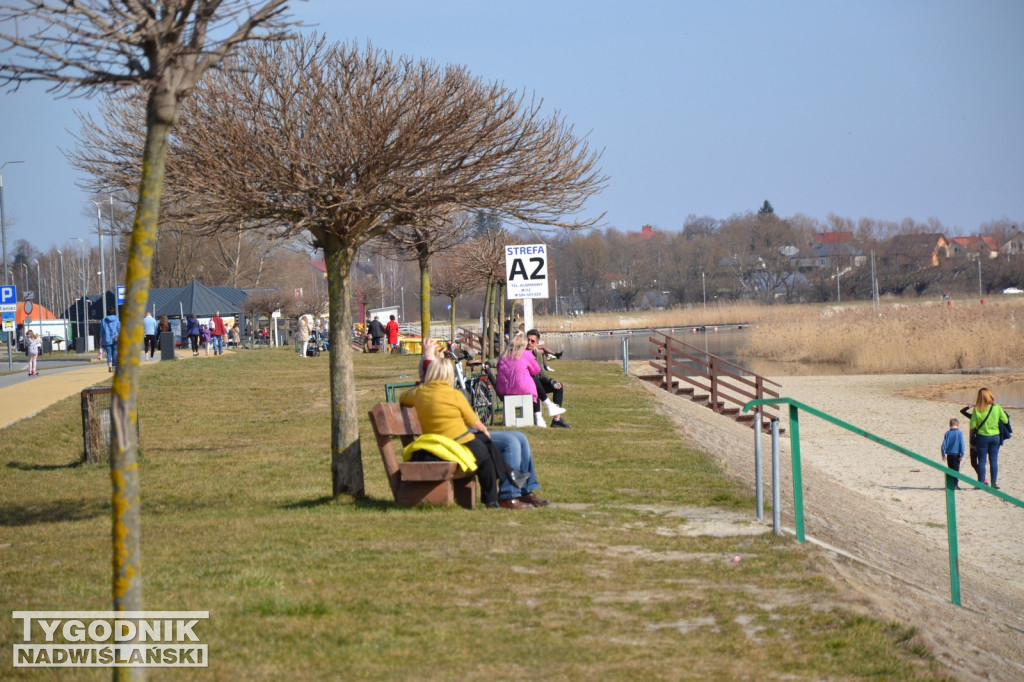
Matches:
[110,105,177,682]
[418,249,431,341]
[448,295,456,343]
[325,244,366,498]
[481,276,493,360]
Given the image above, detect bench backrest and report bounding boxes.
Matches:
[368,403,422,497]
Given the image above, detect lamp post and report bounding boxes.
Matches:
[58,249,68,354]
[108,195,119,316]
[89,201,107,321]
[1,160,25,286]
[34,259,42,337]
[71,236,86,350]
[0,161,20,370]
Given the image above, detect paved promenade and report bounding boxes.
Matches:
[0,351,184,429]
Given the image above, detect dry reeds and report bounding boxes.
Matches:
[746,299,1024,373]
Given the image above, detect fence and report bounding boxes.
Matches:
[744,396,1024,606]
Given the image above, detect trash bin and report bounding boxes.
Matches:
[159,331,175,361]
[81,386,140,464]
[75,336,87,353]
[41,336,53,354]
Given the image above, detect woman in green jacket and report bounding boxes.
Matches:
[969,388,1009,489]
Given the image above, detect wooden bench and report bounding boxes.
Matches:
[368,403,477,509]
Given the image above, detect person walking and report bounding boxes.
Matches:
[296,316,311,357]
[940,417,965,490]
[25,329,41,377]
[101,311,121,372]
[143,311,158,360]
[185,314,201,357]
[968,387,1009,490]
[385,314,400,354]
[209,311,226,356]
[368,315,385,352]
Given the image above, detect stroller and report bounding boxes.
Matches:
[305,330,322,357]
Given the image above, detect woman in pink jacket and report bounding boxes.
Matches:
[496,333,563,427]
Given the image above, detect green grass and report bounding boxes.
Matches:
[0,350,951,680]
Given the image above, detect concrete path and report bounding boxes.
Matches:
[0,351,197,430]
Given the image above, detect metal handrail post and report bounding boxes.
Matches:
[771,417,781,535]
[789,403,806,543]
[622,336,629,375]
[945,471,962,606]
[754,406,763,521]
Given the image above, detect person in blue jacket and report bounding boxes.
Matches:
[940,417,965,490]
[100,312,120,372]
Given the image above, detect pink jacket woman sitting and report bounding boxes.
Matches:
[496,333,541,401]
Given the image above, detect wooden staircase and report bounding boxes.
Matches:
[637,330,784,435]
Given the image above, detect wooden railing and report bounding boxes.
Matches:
[645,328,781,428]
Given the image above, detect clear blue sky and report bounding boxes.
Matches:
[2,0,1022,253]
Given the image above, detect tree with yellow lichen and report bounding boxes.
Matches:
[0,3,295,678]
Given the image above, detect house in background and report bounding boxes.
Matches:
[886,233,949,267]
[949,236,1000,260]
[998,231,1024,257]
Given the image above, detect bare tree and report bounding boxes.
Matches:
[0,3,295,666]
[142,37,604,497]
[379,210,476,339]
[432,242,486,342]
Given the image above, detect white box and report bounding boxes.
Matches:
[503,395,534,427]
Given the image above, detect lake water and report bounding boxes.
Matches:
[547,328,1024,408]
[545,328,842,378]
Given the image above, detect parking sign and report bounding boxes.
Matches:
[0,285,15,306]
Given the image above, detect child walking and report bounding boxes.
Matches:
[941,417,965,490]
[25,329,41,377]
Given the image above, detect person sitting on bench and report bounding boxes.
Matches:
[526,329,571,428]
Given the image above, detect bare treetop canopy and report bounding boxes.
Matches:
[0,0,295,98]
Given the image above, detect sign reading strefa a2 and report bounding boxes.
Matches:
[505,244,548,299]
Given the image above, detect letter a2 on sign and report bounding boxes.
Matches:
[505,244,549,299]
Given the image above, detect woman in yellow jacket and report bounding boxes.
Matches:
[969,387,1009,490]
[400,356,508,507]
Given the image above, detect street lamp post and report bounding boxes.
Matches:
[34,259,42,338]
[58,250,68,354]
[0,161,21,371]
[90,201,107,321]
[71,237,86,350]
[108,196,119,316]
[1,160,25,286]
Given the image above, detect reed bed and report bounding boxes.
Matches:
[745,298,1024,373]
[537,302,777,332]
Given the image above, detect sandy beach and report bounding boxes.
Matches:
[639,370,1024,682]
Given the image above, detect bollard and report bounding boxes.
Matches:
[754,407,763,521]
[621,337,629,375]
[771,418,781,536]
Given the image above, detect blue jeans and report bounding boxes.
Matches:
[211,335,223,355]
[102,343,117,366]
[975,433,1001,485]
[491,431,540,500]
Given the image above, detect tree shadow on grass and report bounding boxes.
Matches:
[0,499,107,527]
[6,459,84,471]
[280,495,396,512]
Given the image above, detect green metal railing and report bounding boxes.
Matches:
[744,397,1024,606]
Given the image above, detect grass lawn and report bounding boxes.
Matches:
[0,350,949,680]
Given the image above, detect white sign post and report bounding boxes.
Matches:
[505,244,548,334]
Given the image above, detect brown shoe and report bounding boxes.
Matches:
[519,492,550,507]
[497,497,533,510]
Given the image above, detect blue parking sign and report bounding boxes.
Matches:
[0,285,15,305]
[117,286,126,305]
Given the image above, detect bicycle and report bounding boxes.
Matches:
[446,345,496,426]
